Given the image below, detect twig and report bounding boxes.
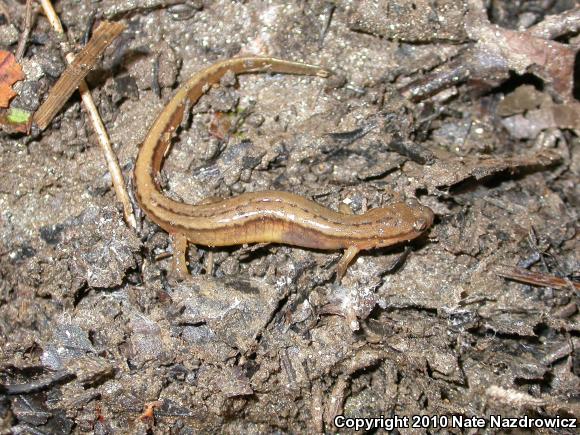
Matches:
[485,385,545,408]
[37,0,137,229]
[324,376,349,428]
[398,50,485,102]
[527,6,580,40]
[310,381,324,433]
[15,0,33,60]
[495,265,579,291]
[38,0,63,32]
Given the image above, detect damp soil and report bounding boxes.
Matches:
[1,0,579,433]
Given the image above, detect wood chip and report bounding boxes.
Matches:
[33,20,126,130]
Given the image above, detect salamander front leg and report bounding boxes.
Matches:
[204,251,214,276]
[171,233,189,280]
[335,246,360,283]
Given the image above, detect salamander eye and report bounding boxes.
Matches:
[413,218,428,231]
[406,198,419,208]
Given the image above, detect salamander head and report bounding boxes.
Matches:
[362,198,434,249]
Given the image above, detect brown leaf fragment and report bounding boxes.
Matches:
[0,50,24,107]
[502,103,580,139]
[466,0,577,103]
[487,27,576,102]
[496,85,549,117]
[33,21,126,130]
[417,150,561,192]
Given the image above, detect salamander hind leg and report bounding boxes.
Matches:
[339,202,355,215]
[170,233,190,280]
[335,246,360,283]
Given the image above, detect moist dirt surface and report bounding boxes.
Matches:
[1,0,579,433]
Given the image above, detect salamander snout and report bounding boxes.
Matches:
[355,199,435,249]
[413,217,429,232]
[401,198,434,233]
[410,202,434,233]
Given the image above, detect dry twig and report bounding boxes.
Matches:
[495,265,580,292]
[527,6,580,40]
[37,0,137,229]
[15,0,33,60]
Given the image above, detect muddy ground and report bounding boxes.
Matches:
[0,0,579,433]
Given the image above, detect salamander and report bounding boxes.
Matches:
[134,57,434,281]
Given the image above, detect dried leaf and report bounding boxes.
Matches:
[0,50,24,108]
[501,103,580,139]
[402,3,579,102]
[489,27,576,102]
[415,150,561,193]
[466,0,577,103]
[496,85,549,117]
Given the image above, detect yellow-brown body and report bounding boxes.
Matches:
[134,57,434,280]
